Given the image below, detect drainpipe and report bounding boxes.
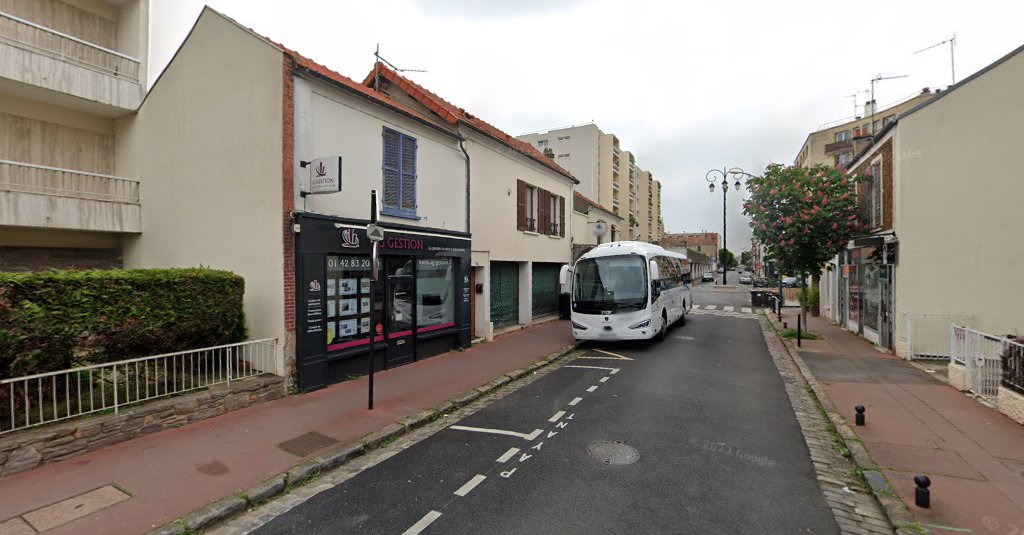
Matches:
[458,132,471,234]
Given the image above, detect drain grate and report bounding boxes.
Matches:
[586,440,640,465]
[277,431,339,457]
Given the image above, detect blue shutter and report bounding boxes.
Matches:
[382,129,401,210]
[400,136,416,211]
[381,127,418,218]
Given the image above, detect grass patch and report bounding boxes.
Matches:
[780,329,821,340]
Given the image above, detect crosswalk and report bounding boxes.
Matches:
[689,304,757,319]
[692,305,752,314]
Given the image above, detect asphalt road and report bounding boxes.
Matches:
[251,286,837,534]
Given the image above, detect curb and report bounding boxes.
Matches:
[145,342,580,535]
[762,311,922,535]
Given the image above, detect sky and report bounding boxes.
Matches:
[150,0,1023,253]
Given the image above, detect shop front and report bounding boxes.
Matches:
[295,213,472,391]
[838,237,896,349]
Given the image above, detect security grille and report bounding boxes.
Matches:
[532,263,561,318]
[490,262,520,328]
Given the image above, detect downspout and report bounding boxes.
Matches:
[458,129,471,234]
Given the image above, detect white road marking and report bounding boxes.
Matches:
[592,349,633,360]
[569,397,582,406]
[599,376,609,383]
[403,511,442,535]
[587,385,598,392]
[496,447,520,463]
[532,442,543,450]
[675,335,695,340]
[692,304,702,309]
[548,410,566,423]
[564,365,621,373]
[556,421,568,429]
[742,307,752,313]
[500,468,517,478]
[723,306,734,312]
[547,430,558,438]
[705,305,717,310]
[454,475,487,497]
[449,425,543,441]
[519,453,532,462]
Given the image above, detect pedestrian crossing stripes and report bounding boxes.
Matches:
[704,305,717,310]
[689,309,758,319]
[723,306,734,312]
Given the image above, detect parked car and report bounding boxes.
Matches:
[753,277,771,288]
[702,271,716,282]
[739,274,752,284]
[717,267,724,273]
[781,276,799,288]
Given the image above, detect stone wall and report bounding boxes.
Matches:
[997,385,1024,425]
[0,375,284,477]
[948,362,966,391]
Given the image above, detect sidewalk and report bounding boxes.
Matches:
[0,321,574,535]
[793,314,1024,533]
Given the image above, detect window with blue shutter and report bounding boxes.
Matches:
[382,127,417,218]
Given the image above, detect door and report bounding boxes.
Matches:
[386,257,415,367]
[490,262,519,329]
[531,263,561,318]
[469,269,476,338]
[880,266,893,350]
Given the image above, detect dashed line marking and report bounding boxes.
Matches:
[742,307,752,313]
[449,425,543,441]
[564,365,621,373]
[705,305,718,310]
[599,376,609,383]
[569,397,582,406]
[548,410,566,423]
[402,511,442,535]
[454,474,487,497]
[592,349,633,360]
[587,385,598,392]
[723,306,734,312]
[496,447,520,463]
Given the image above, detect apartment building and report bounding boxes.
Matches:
[517,124,662,243]
[660,232,720,261]
[653,180,664,241]
[793,89,938,169]
[0,0,149,271]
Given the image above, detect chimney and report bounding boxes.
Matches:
[543,147,555,159]
[863,100,876,117]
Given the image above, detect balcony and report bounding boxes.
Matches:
[0,11,142,114]
[824,138,853,155]
[612,180,620,191]
[0,159,141,232]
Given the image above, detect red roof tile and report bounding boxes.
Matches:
[573,191,617,217]
[363,63,577,183]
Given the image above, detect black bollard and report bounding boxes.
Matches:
[797,315,802,347]
[914,475,931,508]
[783,322,787,329]
[855,405,865,426]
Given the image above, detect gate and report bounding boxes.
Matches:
[490,262,519,329]
[531,263,561,318]
[954,325,1004,400]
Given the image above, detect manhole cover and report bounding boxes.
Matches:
[586,440,640,465]
[277,431,339,457]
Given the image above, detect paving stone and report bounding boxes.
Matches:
[1,445,41,476]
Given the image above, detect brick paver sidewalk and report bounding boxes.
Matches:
[0,320,574,535]
[797,314,1024,534]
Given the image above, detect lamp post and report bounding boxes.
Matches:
[705,167,746,286]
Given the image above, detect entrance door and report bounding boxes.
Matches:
[386,258,415,367]
[880,266,893,350]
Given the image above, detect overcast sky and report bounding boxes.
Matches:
[151,0,1023,252]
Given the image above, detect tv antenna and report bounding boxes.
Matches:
[869,73,908,134]
[915,33,957,86]
[845,90,869,118]
[372,44,427,91]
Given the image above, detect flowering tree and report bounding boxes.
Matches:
[743,164,867,318]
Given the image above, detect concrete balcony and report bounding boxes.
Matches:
[0,159,141,232]
[0,11,142,115]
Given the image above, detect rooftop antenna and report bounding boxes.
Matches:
[845,89,869,118]
[915,33,957,86]
[373,43,427,91]
[870,74,908,134]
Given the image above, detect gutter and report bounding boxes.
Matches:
[457,131,471,234]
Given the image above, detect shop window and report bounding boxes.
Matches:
[416,258,454,329]
[326,255,377,349]
[382,127,417,219]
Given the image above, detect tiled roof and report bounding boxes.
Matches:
[363,63,577,183]
[573,191,618,217]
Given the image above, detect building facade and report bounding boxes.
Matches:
[0,0,149,271]
[660,233,720,262]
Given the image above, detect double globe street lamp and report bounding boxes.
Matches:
[705,167,754,286]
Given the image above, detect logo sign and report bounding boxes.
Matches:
[375,323,384,335]
[366,223,385,242]
[309,280,321,292]
[308,157,342,194]
[341,228,360,248]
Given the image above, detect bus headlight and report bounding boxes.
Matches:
[572,321,588,330]
[629,319,650,329]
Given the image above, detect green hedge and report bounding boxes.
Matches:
[0,269,246,378]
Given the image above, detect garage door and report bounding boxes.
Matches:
[532,262,562,318]
[490,262,519,328]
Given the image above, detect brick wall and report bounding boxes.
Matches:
[0,375,284,477]
[0,246,121,271]
[281,57,297,383]
[997,385,1024,425]
[851,139,894,231]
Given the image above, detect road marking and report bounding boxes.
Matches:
[705,305,717,310]
[449,425,543,441]
[519,453,532,462]
[501,468,517,478]
[921,524,974,533]
[599,376,609,383]
[675,335,695,340]
[569,397,582,406]
[547,430,558,437]
[692,304,701,309]
[592,349,633,360]
[496,447,520,463]
[556,421,568,428]
[564,365,621,373]
[723,306,734,312]
[532,442,543,450]
[402,511,442,535]
[454,474,486,497]
[548,410,566,423]
[587,385,598,392]
[742,307,752,313]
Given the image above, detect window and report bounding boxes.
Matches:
[382,128,417,218]
[537,139,548,147]
[525,185,538,231]
[549,194,560,235]
[872,120,880,133]
[870,160,883,227]
[882,115,895,127]
[557,135,570,141]
[837,152,853,167]
[835,131,850,142]
[326,256,376,349]
[558,153,570,158]
[416,258,454,329]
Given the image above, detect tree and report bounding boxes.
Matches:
[743,164,866,320]
[740,250,752,269]
[718,248,737,269]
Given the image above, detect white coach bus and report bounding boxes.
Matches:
[569,241,692,342]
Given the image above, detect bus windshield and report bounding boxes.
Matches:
[572,255,648,313]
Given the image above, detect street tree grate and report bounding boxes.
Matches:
[586,440,640,465]
[277,431,339,457]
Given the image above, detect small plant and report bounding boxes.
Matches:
[779,329,820,340]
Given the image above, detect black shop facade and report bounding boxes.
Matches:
[294,212,472,391]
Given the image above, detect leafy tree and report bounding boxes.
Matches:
[743,164,867,318]
[717,248,737,268]
[740,250,752,269]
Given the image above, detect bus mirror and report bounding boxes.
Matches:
[649,260,660,281]
[559,265,572,286]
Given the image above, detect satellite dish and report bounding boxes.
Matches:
[594,221,608,237]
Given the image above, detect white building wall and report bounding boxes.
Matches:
[517,125,600,200]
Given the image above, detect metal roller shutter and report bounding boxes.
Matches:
[531,262,561,318]
[490,262,519,328]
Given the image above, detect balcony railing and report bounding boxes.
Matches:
[0,159,139,204]
[0,11,140,82]
[824,139,853,154]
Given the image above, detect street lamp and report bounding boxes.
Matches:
[705,167,749,285]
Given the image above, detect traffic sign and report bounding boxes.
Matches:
[366,223,384,242]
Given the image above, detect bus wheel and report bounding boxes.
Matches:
[656,311,668,342]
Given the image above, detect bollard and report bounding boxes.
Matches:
[855,405,865,426]
[783,322,787,329]
[914,475,931,508]
[797,315,802,347]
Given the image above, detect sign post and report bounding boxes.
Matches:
[367,190,382,410]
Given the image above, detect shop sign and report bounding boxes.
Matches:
[305,278,325,335]
[308,157,342,194]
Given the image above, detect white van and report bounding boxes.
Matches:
[569,241,692,342]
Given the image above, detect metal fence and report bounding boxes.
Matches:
[1001,337,1024,395]
[904,313,976,360]
[949,325,1010,401]
[1,338,279,435]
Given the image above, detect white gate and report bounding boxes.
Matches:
[952,325,1004,401]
